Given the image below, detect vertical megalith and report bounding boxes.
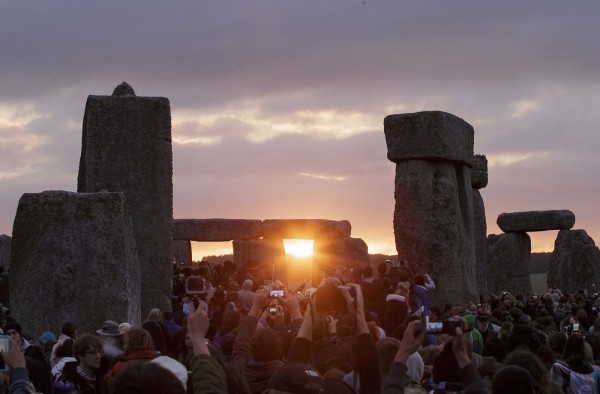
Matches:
[173,240,192,267]
[547,229,600,292]
[0,234,11,306]
[77,83,173,314]
[313,237,369,273]
[10,191,140,338]
[384,111,477,305]
[486,233,532,295]
[0,235,10,273]
[471,155,488,297]
[233,239,287,283]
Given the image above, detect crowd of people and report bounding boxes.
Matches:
[1,258,600,393]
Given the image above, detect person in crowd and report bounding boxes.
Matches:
[57,334,109,394]
[105,328,157,386]
[0,336,37,394]
[384,280,410,335]
[237,279,255,315]
[383,316,488,393]
[50,322,77,369]
[163,311,182,341]
[3,321,51,394]
[96,320,125,372]
[411,274,435,316]
[38,332,56,366]
[504,349,562,394]
[550,333,600,393]
[50,338,76,381]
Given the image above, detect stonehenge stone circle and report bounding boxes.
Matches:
[487,233,532,295]
[10,191,140,338]
[0,234,10,272]
[497,210,575,233]
[262,219,351,239]
[77,83,173,315]
[471,154,488,296]
[174,219,263,241]
[385,111,478,305]
[547,229,600,292]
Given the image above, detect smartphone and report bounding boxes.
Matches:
[0,335,10,372]
[573,323,580,331]
[269,290,284,298]
[185,276,206,295]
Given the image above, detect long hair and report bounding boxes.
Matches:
[504,350,557,394]
[562,333,587,366]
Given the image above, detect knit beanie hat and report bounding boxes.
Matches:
[3,321,22,336]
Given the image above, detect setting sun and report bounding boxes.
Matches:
[283,239,314,257]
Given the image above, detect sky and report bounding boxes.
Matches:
[1,1,599,260]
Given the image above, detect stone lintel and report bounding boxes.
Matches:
[173,219,263,241]
[497,210,575,233]
[262,219,351,239]
[384,111,474,165]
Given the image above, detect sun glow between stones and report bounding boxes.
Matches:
[283,239,314,257]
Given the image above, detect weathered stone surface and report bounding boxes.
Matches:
[233,239,286,283]
[471,155,488,189]
[262,219,351,239]
[10,191,140,338]
[497,210,575,232]
[77,83,173,315]
[313,237,369,275]
[392,159,477,305]
[174,219,263,241]
[547,229,600,293]
[0,235,10,272]
[487,233,532,295]
[384,111,474,165]
[473,190,488,297]
[173,240,192,266]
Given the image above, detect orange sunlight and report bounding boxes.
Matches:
[283,239,314,257]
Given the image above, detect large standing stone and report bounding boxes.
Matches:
[262,219,351,239]
[385,111,477,305]
[313,237,369,274]
[497,210,575,233]
[233,239,287,284]
[486,233,532,295]
[547,229,600,293]
[174,219,263,241]
[0,235,10,272]
[77,83,173,314]
[472,154,488,296]
[10,191,140,337]
[173,240,192,266]
[0,234,10,307]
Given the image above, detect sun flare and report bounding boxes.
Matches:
[283,239,314,257]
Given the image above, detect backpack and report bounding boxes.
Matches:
[552,360,600,394]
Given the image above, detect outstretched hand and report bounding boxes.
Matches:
[451,316,472,368]
[0,337,26,369]
[394,319,425,364]
[188,300,210,356]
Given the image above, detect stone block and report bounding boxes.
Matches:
[173,240,192,266]
[174,219,263,241]
[487,233,531,295]
[262,219,351,239]
[0,235,10,273]
[471,155,488,189]
[384,111,474,165]
[473,190,488,296]
[313,237,369,275]
[233,239,286,283]
[393,160,477,305]
[10,191,140,338]
[547,229,600,293]
[77,83,173,314]
[497,210,575,232]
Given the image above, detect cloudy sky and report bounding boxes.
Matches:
[1,1,599,259]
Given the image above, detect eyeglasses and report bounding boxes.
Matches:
[83,350,101,356]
